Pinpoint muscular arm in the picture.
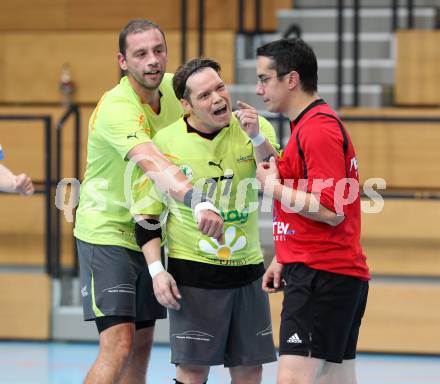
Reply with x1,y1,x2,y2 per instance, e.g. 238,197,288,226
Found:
128,142,224,242
272,181,344,226
128,142,191,202
137,214,181,310
257,158,344,227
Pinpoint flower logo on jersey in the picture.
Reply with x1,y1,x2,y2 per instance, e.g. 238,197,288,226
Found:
179,164,193,180
198,225,247,260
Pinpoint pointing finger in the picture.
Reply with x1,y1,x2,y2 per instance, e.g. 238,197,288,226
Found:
236,100,256,110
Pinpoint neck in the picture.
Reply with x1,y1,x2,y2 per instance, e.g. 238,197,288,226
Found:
127,76,161,113
186,115,222,135
286,92,320,121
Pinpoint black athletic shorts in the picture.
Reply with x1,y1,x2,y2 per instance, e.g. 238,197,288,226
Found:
76,239,166,322
279,262,368,363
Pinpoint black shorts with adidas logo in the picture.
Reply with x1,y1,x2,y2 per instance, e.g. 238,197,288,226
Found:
279,262,369,363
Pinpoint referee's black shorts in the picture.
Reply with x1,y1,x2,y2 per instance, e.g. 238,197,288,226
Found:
279,262,369,363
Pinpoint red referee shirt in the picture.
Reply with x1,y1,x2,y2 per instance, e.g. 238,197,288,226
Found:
274,99,370,281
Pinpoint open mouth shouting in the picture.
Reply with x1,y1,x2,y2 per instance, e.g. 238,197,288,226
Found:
213,104,228,117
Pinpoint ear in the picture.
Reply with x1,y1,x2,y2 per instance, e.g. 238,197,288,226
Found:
287,71,300,91
181,98,192,114
118,53,128,71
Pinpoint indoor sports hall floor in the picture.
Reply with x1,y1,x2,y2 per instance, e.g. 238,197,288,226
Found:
1,341,439,383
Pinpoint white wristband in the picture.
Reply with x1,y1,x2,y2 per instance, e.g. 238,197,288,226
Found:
194,201,220,223
251,132,265,147
148,260,165,279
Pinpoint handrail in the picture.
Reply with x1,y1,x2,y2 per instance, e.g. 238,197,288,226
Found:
392,0,399,31
408,0,415,29
237,0,270,34
353,0,360,107
0,114,55,275
198,0,205,57
336,0,417,109
181,0,188,63
55,103,81,278
180,0,206,62
336,0,344,109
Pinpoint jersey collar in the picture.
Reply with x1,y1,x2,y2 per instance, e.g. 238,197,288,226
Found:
292,98,326,127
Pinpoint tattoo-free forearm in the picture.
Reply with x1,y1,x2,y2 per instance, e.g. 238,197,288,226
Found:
272,182,344,226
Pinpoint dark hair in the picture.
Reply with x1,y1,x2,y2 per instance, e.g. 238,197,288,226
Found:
256,37,318,94
119,19,166,56
173,58,222,101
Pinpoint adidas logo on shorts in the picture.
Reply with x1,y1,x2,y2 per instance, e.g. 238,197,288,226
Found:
287,333,302,344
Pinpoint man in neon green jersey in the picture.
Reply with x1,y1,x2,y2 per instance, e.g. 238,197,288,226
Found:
135,58,279,384
74,20,223,384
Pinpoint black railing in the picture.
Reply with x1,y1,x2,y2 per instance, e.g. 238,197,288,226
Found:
180,0,271,64
55,104,81,278
336,0,345,109
390,0,415,31
238,0,264,34
0,114,55,274
180,0,188,63
0,104,81,278
336,0,418,109
198,0,205,57
180,0,207,61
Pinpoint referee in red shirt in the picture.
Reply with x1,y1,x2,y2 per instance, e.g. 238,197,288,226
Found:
255,38,370,384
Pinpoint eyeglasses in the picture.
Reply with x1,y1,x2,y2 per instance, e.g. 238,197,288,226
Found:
257,72,290,87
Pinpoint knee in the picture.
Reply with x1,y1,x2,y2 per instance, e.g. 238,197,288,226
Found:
114,335,135,360
231,365,262,384
244,365,262,383
177,365,209,384
248,365,263,383
100,324,135,361
277,371,299,384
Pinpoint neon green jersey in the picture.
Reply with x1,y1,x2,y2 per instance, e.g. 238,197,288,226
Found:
74,74,183,250
134,114,279,267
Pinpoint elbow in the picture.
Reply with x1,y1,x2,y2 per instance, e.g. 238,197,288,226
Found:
327,214,345,227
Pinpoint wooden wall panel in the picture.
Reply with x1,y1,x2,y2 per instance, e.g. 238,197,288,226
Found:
0,31,235,103
395,31,440,106
0,0,67,31
344,121,440,188
0,195,45,266
67,0,181,30
340,107,440,118
361,199,440,276
0,0,291,31
166,31,235,83
358,282,440,354
269,282,440,354
2,33,119,103
0,273,51,339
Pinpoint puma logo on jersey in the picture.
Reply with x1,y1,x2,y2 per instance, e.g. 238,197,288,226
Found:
208,160,223,172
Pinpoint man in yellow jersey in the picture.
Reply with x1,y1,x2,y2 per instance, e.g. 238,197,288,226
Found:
134,58,279,384
74,20,223,383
